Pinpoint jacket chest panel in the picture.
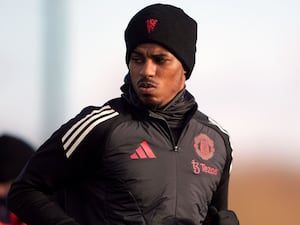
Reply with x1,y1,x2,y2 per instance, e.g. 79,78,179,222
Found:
96,120,227,207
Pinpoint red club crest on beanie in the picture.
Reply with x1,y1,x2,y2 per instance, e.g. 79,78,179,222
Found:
125,4,197,80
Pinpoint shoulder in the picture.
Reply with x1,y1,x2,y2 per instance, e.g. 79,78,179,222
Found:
193,110,232,152
193,110,234,175
64,102,121,135
59,98,131,157
74,97,129,125
64,97,132,135
194,110,228,134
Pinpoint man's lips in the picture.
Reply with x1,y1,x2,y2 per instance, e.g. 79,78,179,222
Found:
138,82,156,88
137,81,157,94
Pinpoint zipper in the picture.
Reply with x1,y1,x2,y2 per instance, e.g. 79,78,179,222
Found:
173,146,180,152
148,104,197,152
148,111,178,150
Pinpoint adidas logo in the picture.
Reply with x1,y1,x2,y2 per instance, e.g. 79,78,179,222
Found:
130,141,156,159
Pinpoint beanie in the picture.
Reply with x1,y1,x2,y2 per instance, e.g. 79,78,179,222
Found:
125,4,197,80
0,134,34,182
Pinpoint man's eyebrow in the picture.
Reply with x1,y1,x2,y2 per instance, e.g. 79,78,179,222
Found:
131,50,143,55
152,53,168,57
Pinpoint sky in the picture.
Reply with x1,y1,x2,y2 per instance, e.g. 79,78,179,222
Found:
1,0,300,169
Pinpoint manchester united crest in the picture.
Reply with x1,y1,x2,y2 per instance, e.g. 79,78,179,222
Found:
193,133,215,160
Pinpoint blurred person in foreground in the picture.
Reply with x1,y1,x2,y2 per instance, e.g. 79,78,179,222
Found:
0,134,34,225
8,4,239,225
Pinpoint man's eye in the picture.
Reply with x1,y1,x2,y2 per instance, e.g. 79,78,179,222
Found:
153,57,167,64
130,57,143,63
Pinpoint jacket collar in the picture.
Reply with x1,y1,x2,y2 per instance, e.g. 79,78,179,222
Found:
120,73,197,128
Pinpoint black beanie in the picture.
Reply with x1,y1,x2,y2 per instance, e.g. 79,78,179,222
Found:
0,134,34,182
125,4,197,80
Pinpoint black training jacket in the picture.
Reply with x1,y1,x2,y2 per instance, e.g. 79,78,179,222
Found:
8,96,233,225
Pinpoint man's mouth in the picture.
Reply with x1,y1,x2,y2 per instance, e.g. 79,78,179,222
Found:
139,82,156,88
137,81,157,94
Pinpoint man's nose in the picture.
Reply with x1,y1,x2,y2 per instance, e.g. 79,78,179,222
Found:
140,60,156,77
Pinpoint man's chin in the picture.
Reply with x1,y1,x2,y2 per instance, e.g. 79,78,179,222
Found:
140,97,162,110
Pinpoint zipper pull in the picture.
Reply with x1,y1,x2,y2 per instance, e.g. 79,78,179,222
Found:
173,146,180,152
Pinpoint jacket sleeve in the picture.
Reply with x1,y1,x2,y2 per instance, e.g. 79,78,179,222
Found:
7,106,101,225
210,133,233,210
210,164,230,210
203,135,235,225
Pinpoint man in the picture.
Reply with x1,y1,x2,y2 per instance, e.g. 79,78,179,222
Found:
8,4,239,225
0,134,34,225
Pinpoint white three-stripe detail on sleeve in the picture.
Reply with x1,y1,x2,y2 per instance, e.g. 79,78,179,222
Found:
62,105,119,158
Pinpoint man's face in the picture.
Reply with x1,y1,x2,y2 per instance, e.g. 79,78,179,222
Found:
128,43,186,108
